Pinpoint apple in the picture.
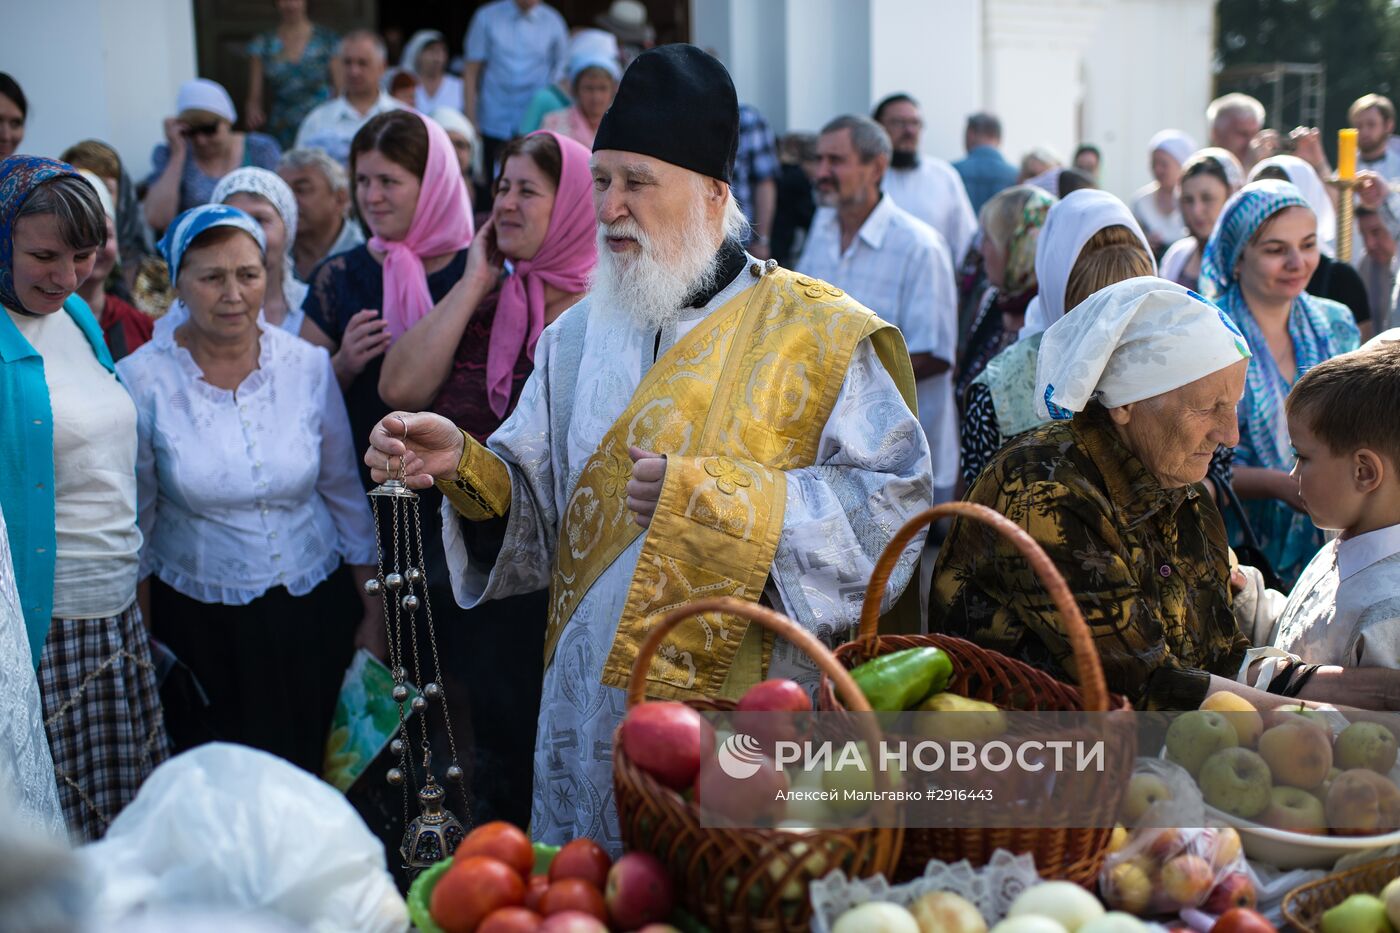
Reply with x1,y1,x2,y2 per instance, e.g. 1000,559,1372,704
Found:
1210,907,1277,933
1106,825,1129,854
1078,915,1150,933
833,901,920,933
695,749,788,826
1121,773,1172,825
1102,860,1152,915
604,852,674,929
621,701,705,791
1006,880,1104,930
1258,720,1333,790
1145,827,1186,862
1198,748,1272,819
1204,872,1258,914
1382,876,1400,929
537,911,610,933
1335,722,1399,774
738,678,811,713
1160,854,1215,908
909,890,987,933
1325,768,1400,835
1321,894,1391,933
1211,827,1243,869
1259,785,1328,835
1166,710,1238,777
1201,692,1264,747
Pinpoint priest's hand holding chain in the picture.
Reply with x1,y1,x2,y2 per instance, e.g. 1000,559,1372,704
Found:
365,411,465,489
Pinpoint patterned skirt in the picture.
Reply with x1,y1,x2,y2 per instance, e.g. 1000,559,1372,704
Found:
37,605,171,842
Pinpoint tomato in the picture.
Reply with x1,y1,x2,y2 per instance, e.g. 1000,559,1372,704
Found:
477,906,544,933
430,856,526,933
548,838,612,889
539,878,608,921
524,873,550,912
454,821,534,879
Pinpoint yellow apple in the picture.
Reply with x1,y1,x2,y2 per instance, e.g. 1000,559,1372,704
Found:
1201,692,1264,747
1121,773,1173,825
909,891,988,933
1258,720,1332,790
1103,860,1152,915
1160,854,1215,908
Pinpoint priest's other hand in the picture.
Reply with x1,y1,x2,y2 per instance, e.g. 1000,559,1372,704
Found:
627,446,667,528
365,411,465,489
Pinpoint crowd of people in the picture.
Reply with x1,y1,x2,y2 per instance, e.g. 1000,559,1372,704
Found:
6,0,1400,878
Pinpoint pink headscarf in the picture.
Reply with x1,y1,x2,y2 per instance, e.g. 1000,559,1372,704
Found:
485,130,598,417
369,111,474,342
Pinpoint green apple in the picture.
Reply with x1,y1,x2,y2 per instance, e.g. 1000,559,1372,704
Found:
1321,893,1393,933
1335,721,1399,774
1166,710,1238,777
1121,773,1172,825
1198,747,1272,819
1382,876,1400,929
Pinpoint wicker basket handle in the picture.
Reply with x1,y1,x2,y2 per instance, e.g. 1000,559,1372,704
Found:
861,502,1109,713
627,597,875,714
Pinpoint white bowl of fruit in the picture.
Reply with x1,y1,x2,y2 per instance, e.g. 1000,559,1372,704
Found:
1162,694,1400,869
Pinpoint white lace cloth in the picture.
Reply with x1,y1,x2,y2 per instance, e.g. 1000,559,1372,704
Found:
117,316,376,604
0,503,65,836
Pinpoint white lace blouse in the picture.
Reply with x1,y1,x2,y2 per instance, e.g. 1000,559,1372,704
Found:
117,312,377,605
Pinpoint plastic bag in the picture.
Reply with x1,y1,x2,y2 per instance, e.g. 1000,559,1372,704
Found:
78,743,408,933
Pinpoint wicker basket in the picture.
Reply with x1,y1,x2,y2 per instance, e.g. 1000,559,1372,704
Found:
817,501,1136,886
612,597,902,933
1282,854,1400,932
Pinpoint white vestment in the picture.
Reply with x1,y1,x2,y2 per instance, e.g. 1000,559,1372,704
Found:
442,264,933,852
882,157,978,268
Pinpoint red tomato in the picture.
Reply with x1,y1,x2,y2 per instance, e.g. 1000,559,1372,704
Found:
454,821,534,879
524,874,550,912
430,856,526,933
539,878,608,921
548,838,612,889
477,906,544,933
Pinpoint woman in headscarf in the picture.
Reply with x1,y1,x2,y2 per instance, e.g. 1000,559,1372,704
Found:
1131,130,1196,254
118,203,377,772
73,169,154,360
1159,148,1245,289
211,166,309,335
397,30,463,115
1249,155,1371,335
1202,179,1361,587
430,107,481,209
955,185,1054,407
539,53,622,149
960,189,1156,485
0,156,169,841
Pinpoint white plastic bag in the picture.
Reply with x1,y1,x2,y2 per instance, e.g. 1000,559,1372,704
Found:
78,743,407,933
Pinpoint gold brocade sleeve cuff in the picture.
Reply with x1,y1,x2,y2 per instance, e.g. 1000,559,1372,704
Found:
435,430,512,521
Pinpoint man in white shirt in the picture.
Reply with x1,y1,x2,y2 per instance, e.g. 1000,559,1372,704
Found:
1352,94,1400,183
873,94,977,268
798,114,960,501
294,31,402,166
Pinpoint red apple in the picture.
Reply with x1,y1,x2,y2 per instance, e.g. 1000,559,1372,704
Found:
694,749,788,826
1204,872,1258,914
606,852,675,929
538,911,610,933
549,838,612,889
737,679,812,713
621,702,705,791
1210,907,1277,933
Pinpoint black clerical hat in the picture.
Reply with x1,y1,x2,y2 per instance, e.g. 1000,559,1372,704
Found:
592,44,738,183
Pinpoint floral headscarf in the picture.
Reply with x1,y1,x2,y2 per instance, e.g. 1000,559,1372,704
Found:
0,156,81,312
996,186,1055,302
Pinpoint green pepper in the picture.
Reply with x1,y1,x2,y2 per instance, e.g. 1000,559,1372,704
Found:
848,647,953,711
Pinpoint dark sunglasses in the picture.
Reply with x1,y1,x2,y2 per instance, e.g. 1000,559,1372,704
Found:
183,122,221,138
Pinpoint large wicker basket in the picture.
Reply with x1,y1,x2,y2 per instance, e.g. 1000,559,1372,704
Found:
818,502,1136,886
612,597,902,932
1282,854,1400,932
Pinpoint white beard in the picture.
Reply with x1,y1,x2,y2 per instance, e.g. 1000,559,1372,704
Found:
588,199,725,333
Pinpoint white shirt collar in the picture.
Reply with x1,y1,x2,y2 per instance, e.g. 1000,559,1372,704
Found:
1337,523,1400,580
854,194,898,251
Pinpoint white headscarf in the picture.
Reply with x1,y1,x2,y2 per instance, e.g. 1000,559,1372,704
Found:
399,29,446,77
1149,129,1197,167
1248,154,1337,256
77,168,117,255
1019,189,1156,338
1035,276,1252,419
211,167,308,317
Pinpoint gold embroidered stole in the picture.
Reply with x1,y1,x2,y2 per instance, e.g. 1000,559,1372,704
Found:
542,268,916,700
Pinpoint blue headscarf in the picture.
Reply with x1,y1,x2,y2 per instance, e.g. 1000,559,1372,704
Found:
157,203,265,281
0,156,82,312
1200,179,1360,583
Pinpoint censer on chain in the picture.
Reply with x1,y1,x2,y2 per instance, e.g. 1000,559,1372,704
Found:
365,428,469,871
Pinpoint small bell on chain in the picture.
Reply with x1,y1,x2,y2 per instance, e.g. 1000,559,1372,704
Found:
401,780,465,869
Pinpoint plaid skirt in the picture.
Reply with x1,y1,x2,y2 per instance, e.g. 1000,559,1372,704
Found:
37,604,171,842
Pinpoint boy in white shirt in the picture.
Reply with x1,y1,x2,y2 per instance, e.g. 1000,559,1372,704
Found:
1247,344,1400,688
